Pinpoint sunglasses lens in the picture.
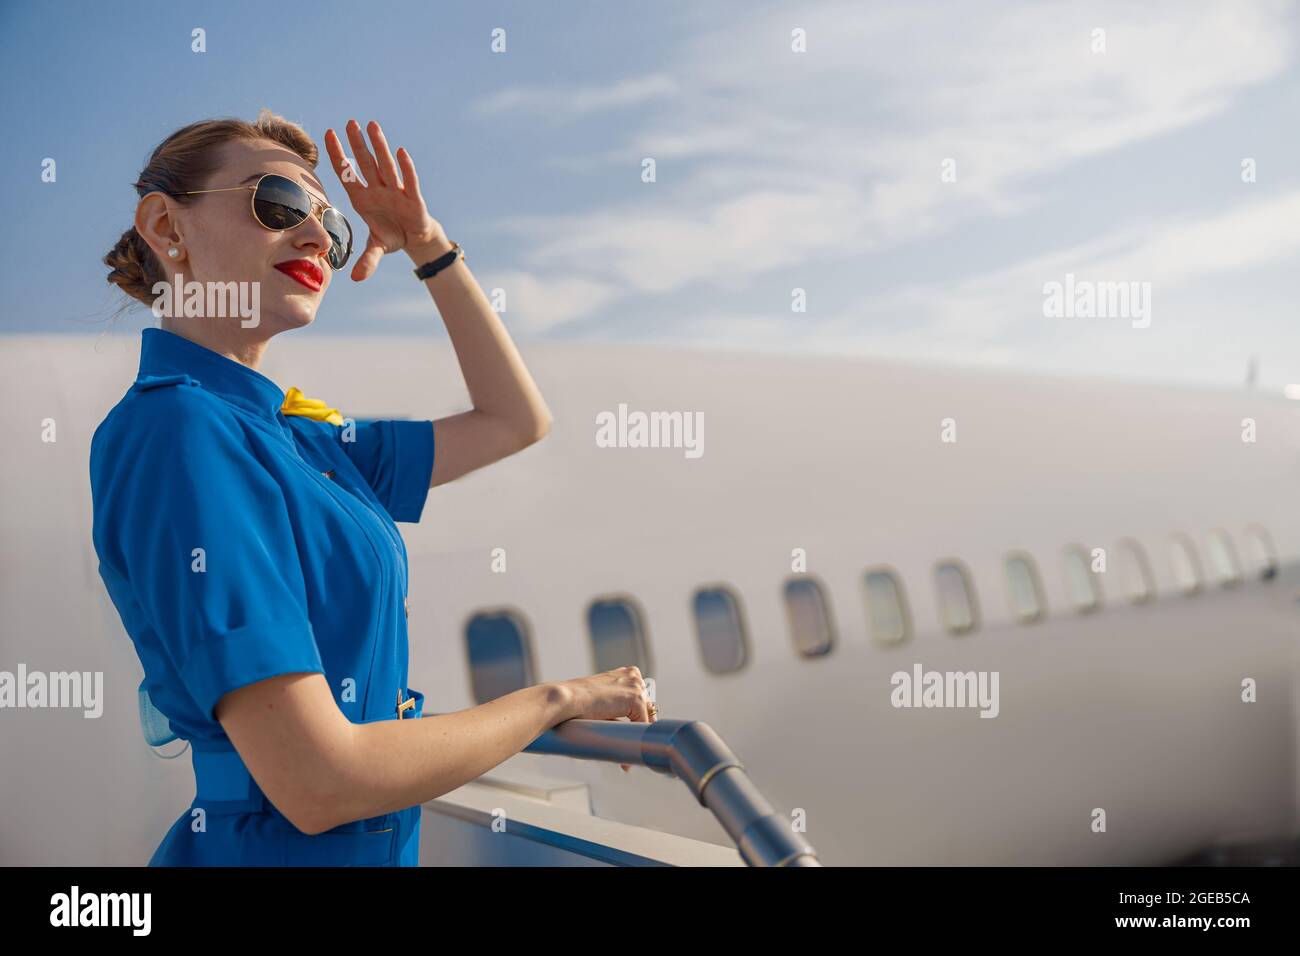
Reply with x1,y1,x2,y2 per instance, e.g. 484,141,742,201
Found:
323,208,353,271
252,174,311,230
253,174,352,270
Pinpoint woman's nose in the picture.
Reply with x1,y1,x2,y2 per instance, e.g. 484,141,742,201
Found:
294,209,334,257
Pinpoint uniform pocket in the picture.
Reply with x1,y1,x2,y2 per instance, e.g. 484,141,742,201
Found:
281,819,398,866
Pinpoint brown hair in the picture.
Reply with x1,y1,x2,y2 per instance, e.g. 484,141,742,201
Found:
103,108,318,312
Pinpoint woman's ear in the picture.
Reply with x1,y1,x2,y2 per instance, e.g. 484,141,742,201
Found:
135,192,184,263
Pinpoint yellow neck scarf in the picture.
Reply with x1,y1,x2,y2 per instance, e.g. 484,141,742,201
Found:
281,386,344,426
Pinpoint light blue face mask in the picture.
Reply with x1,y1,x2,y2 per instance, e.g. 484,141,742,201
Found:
138,679,189,757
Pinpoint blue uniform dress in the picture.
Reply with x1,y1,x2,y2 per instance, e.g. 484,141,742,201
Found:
89,327,436,866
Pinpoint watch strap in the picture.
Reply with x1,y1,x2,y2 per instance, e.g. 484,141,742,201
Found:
413,241,464,280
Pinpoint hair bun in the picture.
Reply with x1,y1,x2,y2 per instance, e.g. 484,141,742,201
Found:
103,226,157,307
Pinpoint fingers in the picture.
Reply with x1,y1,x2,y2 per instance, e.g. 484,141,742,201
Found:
343,119,381,188
365,120,402,190
323,128,362,199
628,680,650,724
621,666,649,772
396,146,421,202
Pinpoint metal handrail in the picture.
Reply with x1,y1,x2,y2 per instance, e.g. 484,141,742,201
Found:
524,718,821,867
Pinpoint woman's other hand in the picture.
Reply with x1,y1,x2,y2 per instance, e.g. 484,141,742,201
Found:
553,666,656,772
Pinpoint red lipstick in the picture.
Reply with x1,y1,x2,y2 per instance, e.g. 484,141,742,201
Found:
274,259,323,291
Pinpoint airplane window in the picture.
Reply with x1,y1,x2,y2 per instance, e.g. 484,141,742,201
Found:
588,597,652,674
692,586,749,674
1168,534,1204,595
933,561,978,634
1242,524,1278,581
1205,530,1243,588
1004,552,1045,623
1115,539,1155,603
782,576,835,657
863,569,911,644
1062,545,1102,613
465,609,535,704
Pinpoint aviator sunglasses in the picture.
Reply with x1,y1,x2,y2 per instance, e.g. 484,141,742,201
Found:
168,173,354,271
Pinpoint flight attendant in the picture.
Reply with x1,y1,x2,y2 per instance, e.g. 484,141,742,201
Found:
93,110,655,866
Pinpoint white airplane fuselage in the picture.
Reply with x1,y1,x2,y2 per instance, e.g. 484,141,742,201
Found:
6,332,1297,866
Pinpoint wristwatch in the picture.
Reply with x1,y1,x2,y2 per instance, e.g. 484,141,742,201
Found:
413,241,464,280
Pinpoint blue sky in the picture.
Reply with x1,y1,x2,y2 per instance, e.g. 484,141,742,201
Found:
3,0,1299,389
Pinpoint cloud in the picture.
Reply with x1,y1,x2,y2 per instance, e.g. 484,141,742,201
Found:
494,182,877,295
472,73,679,118
850,189,1300,344
482,270,624,333
361,271,623,335
477,0,1295,307
594,188,1300,388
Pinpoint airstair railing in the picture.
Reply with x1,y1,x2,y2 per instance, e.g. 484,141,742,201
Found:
524,717,821,867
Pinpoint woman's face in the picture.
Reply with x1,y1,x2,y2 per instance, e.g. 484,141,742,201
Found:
139,137,337,337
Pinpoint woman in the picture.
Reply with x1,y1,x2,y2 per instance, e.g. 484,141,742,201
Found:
92,109,654,866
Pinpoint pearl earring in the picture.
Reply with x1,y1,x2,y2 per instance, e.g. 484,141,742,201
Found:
167,247,180,259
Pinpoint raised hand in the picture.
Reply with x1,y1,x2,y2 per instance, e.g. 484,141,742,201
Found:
324,119,445,282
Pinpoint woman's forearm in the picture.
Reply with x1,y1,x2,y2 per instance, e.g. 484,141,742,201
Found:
406,234,552,443
317,681,574,832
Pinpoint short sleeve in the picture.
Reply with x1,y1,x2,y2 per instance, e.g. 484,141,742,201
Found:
92,397,325,723
335,418,434,523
